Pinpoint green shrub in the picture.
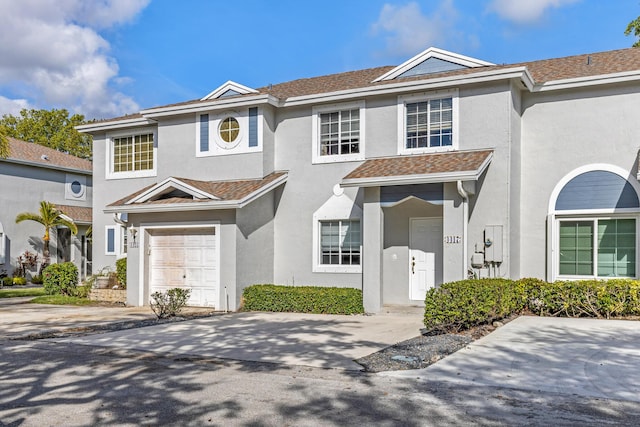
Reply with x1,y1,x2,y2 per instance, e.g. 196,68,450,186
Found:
30,274,43,285
150,288,192,319
241,285,364,314
2,276,14,287
529,279,640,319
12,277,27,286
116,258,127,288
42,262,79,296
424,279,526,332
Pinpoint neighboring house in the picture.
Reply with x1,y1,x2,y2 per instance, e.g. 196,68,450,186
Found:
0,137,93,279
78,47,640,312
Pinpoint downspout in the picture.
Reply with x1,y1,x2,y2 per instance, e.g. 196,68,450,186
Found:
457,180,469,279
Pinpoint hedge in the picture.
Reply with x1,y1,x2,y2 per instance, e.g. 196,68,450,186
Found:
241,285,364,315
423,278,527,332
424,277,640,332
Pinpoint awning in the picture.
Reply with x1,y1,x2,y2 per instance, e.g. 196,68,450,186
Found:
341,149,493,188
104,171,288,213
55,205,92,225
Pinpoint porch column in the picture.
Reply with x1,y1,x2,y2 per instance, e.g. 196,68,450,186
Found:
363,187,383,312
443,182,466,283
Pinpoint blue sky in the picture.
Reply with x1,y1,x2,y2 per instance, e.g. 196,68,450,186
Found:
0,0,638,119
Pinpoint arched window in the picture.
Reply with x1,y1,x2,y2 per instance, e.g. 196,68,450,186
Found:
549,166,640,280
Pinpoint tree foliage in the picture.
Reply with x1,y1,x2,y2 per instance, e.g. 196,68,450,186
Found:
0,127,8,158
625,16,640,47
15,201,78,266
0,108,92,159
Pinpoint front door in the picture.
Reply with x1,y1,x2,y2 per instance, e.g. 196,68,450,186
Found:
409,218,443,300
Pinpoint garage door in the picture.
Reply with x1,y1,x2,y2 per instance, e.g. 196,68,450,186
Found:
149,228,218,307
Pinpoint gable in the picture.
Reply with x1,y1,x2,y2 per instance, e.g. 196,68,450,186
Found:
396,57,468,78
373,47,493,82
201,80,259,101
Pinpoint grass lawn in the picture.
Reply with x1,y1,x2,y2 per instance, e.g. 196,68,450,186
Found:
0,287,47,298
30,295,95,305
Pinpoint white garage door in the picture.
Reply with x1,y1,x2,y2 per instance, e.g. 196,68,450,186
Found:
149,228,218,307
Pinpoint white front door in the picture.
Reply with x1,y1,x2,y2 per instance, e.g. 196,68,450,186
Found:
409,218,443,301
149,228,218,307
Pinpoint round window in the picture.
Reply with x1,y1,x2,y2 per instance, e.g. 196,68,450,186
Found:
219,117,240,143
71,180,83,195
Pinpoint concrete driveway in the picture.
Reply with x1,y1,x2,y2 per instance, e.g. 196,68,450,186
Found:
53,311,424,370
384,316,640,403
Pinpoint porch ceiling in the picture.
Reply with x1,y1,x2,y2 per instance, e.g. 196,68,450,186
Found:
104,171,288,213
341,149,493,187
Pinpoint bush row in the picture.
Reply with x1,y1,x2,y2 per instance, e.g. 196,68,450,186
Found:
424,277,640,332
241,285,364,315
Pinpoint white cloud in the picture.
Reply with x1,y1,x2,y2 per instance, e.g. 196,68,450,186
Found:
487,0,580,24
0,0,149,119
371,1,460,57
0,96,31,116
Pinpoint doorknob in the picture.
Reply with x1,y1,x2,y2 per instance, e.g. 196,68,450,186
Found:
411,256,416,274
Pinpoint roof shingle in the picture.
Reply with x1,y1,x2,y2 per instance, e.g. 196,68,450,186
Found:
4,137,91,172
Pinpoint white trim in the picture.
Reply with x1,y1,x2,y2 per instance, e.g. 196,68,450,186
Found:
105,173,288,213
374,47,494,82
65,174,87,201
547,164,640,215
535,70,640,92
105,225,119,256
76,117,156,133
138,222,221,307
311,101,365,164
126,177,219,205
201,81,258,100
0,157,91,175
105,128,157,180
397,89,459,155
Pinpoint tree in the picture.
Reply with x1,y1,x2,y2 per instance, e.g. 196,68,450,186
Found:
15,201,78,267
625,16,640,47
0,108,93,159
0,126,8,158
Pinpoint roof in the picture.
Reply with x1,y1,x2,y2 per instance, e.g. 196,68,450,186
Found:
341,149,493,187
84,47,640,127
3,137,92,173
55,204,92,224
105,172,288,213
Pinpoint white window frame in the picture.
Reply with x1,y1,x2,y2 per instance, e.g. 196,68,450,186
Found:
105,128,157,180
554,215,639,280
312,187,363,273
105,225,127,257
312,101,365,164
196,108,262,157
397,89,458,155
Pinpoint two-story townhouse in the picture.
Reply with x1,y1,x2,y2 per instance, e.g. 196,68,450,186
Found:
0,137,93,279
78,47,640,312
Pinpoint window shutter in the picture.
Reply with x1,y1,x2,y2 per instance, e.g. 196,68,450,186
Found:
200,114,209,152
249,107,258,147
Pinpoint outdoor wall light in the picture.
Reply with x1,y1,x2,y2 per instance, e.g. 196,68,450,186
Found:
129,225,138,243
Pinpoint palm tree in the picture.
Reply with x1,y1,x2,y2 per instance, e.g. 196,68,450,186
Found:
15,201,78,266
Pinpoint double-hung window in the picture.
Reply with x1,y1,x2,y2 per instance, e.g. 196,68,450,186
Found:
319,220,361,266
558,218,636,277
108,130,156,179
398,91,457,154
312,101,364,163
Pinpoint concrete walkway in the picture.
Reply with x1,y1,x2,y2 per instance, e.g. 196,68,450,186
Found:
54,311,425,370
383,316,640,402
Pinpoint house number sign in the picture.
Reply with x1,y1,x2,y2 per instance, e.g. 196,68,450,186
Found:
444,235,461,244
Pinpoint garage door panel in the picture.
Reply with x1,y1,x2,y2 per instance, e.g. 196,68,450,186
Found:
149,228,218,308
